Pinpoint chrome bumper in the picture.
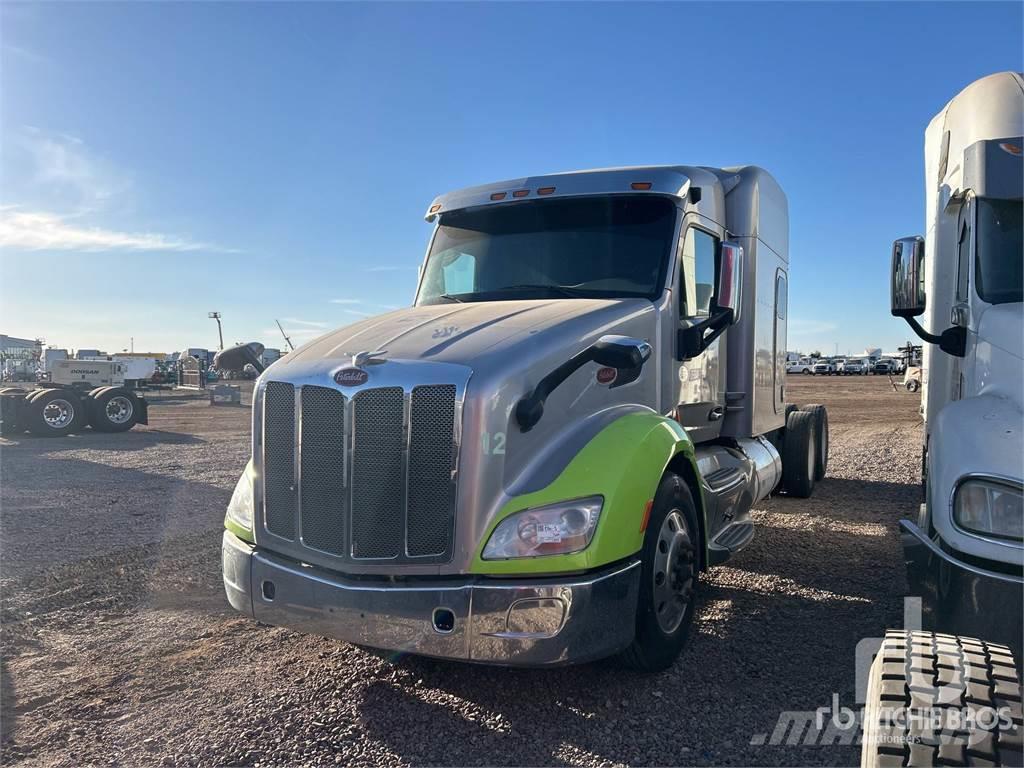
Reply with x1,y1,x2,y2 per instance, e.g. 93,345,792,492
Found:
900,519,1023,660
222,531,640,666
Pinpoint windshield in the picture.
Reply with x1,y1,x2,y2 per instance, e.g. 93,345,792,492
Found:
416,195,677,304
975,198,1023,305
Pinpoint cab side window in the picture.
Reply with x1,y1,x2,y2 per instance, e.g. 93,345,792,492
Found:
956,217,970,302
680,227,718,318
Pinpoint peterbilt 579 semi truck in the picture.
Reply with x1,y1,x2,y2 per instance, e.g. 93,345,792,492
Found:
222,165,829,670
860,73,1023,768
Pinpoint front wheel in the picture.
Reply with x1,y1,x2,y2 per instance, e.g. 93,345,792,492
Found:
621,473,700,672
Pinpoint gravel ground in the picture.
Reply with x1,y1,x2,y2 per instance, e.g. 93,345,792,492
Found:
1,376,922,767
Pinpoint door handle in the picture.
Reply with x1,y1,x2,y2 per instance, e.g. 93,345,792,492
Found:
708,406,724,422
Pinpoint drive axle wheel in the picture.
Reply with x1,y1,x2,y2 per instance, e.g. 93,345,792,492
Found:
28,389,86,437
799,404,829,481
621,472,700,672
90,387,139,432
782,409,817,498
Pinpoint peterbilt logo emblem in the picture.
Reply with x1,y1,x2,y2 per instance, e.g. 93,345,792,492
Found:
333,367,369,387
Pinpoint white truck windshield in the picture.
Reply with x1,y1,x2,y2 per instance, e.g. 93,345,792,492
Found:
416,196,677,304
976,198,1023,305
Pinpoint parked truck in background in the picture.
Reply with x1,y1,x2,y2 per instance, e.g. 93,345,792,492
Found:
861,72,1023,768
222,164,830,671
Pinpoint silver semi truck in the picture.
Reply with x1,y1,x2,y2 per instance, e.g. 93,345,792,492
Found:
861,73,1023,768
222,165,829,670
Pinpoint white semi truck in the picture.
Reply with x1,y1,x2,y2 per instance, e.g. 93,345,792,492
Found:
222,164,830,671
861,72,1023,768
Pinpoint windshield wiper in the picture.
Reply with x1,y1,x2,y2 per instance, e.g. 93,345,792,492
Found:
491,283,592,298
437,293,466,303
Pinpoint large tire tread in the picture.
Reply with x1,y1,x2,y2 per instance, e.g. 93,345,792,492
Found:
862,630,1023,767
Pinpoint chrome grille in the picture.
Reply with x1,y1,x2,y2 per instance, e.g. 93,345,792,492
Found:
299,386,346,555
259,378,459,565
263,382,297,539
350,387,405,559
407,385,457,557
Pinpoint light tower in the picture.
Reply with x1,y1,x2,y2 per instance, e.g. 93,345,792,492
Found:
208,312,224,350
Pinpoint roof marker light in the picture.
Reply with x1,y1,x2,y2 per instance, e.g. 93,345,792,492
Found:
512,189,530,198
537,186,555,195
429,204,442,213
631,182,652,191
490,192,507,201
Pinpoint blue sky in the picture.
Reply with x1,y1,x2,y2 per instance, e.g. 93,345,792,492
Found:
1,1,1020,355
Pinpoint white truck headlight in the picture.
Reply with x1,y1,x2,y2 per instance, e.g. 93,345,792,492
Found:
954,478,1023,541
226,463,255,532
482,497,602,560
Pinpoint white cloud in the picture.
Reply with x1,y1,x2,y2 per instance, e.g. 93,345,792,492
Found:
330,298,363,305
0,208,233,253
280,318,329,328
1,128,237,255
20,128,130,210
344,308,374,317
364,265,415,273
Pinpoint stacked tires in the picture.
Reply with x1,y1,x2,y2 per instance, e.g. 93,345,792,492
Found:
0,385,142,437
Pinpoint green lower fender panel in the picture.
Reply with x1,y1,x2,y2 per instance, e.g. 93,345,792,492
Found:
471,411,701,575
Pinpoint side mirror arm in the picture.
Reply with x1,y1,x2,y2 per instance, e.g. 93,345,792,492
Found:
676,307,734,362
516,348,600,433
902,317,965,357
515,338,651,432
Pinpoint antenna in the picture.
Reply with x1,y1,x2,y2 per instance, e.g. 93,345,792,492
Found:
275,319,295,351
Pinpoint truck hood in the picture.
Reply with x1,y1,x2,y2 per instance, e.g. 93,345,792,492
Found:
974,302,1023,404
276,298,654,369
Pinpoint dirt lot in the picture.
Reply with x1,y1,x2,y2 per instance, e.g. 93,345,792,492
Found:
2,376,922,767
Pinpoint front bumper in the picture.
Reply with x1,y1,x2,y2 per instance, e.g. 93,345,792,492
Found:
222,531,640,666
901,519,1023,660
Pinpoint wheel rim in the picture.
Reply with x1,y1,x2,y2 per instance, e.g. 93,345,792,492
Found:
819,419,828,470
652,510,695,634
42,398,75,429
807,432,816,480
105,396,134,424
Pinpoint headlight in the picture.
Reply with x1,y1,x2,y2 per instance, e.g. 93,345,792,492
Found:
482,497,602,560
226,466,255,532
954,478,1023,541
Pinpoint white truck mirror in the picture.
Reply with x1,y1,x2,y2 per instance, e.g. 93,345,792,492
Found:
891,236,926,318
717,242,743,325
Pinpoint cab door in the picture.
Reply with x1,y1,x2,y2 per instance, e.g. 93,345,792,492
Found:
675,221,726,443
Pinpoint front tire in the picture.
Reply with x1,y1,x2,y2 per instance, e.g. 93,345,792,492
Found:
621,473,700,672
